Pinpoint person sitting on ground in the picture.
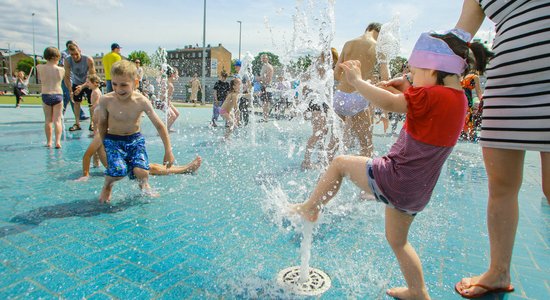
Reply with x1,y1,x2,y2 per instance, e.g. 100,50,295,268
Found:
36,47,64,148
95,60,175,203
220,78,241,140
291,29,491,300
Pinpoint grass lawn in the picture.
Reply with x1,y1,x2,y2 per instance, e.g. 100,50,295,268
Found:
0,95,212,108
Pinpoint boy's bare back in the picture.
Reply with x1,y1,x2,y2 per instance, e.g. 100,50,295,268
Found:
99,91,157,136
37,63,64,94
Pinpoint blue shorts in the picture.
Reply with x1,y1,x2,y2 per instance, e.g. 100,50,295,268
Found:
104,133,150,179
41,94,63,106
366,159,417,216
333,90,370,116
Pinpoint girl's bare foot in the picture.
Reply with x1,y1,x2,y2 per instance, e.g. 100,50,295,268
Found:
185,156,202,173
55,143,62,149
45,143,52,148
386,287,430,300
290,203,320,222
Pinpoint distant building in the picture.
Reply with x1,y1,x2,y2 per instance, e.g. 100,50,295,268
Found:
167,43,231,78
93,54,105,80
0,49,32,80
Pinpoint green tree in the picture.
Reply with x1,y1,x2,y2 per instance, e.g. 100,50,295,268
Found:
128,50,151,66
16,58,35,75
389,56,408,78
287,55,313,75
251,52,281,75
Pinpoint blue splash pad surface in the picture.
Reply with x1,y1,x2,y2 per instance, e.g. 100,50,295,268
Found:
0,105,547,299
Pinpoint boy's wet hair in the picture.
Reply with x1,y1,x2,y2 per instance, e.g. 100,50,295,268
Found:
366,22,382,33
43,47,60,60
430,32,494,85
88,74,101,84
111,60,138,80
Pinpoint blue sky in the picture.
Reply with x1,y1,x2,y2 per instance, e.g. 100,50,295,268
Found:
1,0,495,60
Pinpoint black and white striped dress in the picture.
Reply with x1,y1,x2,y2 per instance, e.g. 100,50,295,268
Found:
477,0,550,151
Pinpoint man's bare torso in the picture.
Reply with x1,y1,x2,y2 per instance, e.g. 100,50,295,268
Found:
336,35,377,93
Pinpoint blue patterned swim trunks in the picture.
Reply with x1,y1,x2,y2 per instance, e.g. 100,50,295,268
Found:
104,132,150,179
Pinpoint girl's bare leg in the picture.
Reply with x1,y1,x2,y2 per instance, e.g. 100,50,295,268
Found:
167,104,180,131
385,207,430,300
302,111,327,169
293,155,372,222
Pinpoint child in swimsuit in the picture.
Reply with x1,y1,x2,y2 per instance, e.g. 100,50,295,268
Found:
36,47,65,149
96,60,175,203
220,78,241,140
292,29,492,299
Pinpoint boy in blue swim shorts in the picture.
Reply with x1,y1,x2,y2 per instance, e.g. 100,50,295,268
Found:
96,60,175,203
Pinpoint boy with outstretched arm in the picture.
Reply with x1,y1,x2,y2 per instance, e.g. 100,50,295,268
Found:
96,60,174,203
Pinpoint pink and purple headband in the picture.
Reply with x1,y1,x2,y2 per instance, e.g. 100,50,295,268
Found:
408,28,472,74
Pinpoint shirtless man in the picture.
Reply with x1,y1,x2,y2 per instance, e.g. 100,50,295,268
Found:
331,23,389,158
259,54,274,122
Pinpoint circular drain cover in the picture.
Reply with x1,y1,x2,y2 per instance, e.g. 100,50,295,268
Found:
277,266,331,296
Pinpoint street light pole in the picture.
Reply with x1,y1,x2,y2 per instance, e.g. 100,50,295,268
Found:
7,43,12,81
56,0,60,50
237,21,242,60
201,0,206,105
32,12,37,83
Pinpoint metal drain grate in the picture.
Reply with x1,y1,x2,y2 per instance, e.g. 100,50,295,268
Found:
277,266,331,296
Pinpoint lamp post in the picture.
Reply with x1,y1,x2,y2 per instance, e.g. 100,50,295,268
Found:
32,12,37,83
201,0,206,105
56,0,60,50
237,20,242,60
7,43,12,82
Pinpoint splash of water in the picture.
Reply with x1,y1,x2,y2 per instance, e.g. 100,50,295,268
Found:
239,52,258,145
298,220,314,283
149,47,170,124
376,15,401,63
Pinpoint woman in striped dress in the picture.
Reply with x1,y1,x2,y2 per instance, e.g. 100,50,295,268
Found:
454,0,550,298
